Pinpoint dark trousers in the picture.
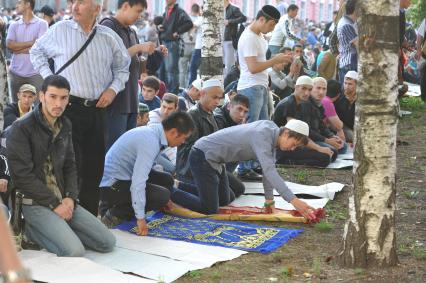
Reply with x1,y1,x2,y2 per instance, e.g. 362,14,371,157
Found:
99,169,172,221
64,102,107,215
276,147,332,168
106,110,137,150
420,59,426,102
187,148,232,214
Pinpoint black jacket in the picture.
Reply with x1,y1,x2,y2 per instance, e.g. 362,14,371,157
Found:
224,4,247,41
160,4,193,42
176,103,218,180
214,104,238,130
3,102,20,130
6,104,78,209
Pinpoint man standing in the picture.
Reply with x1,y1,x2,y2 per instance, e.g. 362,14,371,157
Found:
40,5,56,27
7,75,115,257
223,0,246,75
268,4,304,56
336,0,358,84
99,112,195,236
159,0,193,94
237,5,292,179
100,0,157,149
6,0,47,102
30,0,131,215
415,18,426,102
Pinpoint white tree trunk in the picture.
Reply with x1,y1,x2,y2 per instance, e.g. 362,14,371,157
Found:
200,0,223,81
0,49,8,131
338,0,399,267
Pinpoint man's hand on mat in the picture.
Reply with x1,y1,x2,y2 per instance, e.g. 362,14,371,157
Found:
290,198,316,221
54,203,73,221
137,218,149,236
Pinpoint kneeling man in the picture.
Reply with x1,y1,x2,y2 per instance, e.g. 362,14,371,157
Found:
99,112,195,236
186,119,317,220
7,75,116,257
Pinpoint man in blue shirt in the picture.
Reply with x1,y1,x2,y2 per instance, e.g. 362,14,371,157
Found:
139,76,161,110
99,111,194,236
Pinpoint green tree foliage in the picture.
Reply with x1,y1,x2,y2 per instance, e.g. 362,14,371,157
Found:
407,0,426,27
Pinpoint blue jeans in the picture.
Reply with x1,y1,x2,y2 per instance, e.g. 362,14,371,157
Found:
22,204,116,257
268,45,281,57
155,153,176,175
237,85,269,174
163,40,180,94
338,54,357,85
315,141,343,162
106,110,137,150
188,49,201,87
182,148,232,214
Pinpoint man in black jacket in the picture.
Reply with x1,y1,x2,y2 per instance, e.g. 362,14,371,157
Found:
3,84,36,130
224,0,246,75
160,0,193,94
7,75,115,257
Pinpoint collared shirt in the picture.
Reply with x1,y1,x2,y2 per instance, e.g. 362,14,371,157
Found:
30,19,130,100
337,15,358,68
100,123,168,219
194,120,296,202
7,16,48,77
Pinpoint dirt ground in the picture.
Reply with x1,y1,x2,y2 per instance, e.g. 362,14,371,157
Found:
176,96,426,283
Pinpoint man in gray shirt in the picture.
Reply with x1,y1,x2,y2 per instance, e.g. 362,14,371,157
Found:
185,119,317,220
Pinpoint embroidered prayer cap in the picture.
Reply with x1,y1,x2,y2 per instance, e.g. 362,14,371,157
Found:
138,103,149,114
202,79,223,91
191,79,203,91
285,119,309,137
19,84,37,95
345,70,358,81
295,75,313,87
260,5,281,22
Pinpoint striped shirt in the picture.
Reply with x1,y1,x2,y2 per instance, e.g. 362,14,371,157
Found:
30,19,130,100
337,15,358,68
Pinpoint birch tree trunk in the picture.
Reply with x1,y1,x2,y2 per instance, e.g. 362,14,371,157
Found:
338,0,399,267
0,49,8,131
199,0,223,81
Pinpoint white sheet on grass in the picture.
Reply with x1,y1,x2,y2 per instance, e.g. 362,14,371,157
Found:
19,250,154,283
230,195,329,210
243,181,345,200
406,82,421,97
326,158,354,169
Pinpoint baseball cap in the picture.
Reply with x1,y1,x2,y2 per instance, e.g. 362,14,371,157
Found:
191,79,203,91
295,75,313,87
285,119,309,136
345,71,358,81
19,84,36,95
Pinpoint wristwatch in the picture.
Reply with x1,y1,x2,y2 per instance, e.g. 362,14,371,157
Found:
1,268,32,283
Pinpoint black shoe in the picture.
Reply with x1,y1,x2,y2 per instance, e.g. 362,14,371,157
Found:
101,210,124,229
252,167,263,175
238,170,263,181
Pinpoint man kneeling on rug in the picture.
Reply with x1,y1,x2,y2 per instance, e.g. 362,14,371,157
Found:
99,112,195,236
7,75,116,257
180,119,318,220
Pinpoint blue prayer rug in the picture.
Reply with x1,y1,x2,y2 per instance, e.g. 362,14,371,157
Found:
114,212,303,253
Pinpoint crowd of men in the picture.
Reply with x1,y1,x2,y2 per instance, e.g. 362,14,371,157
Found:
0,0,424,270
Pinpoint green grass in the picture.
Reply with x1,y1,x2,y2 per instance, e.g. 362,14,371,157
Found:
402,190,420,199
314,221,334,232
188,270,202,278
400,97,426,112
294,169,309,184
312,257,321,276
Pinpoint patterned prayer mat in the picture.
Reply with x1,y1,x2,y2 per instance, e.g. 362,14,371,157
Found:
115,212,303,253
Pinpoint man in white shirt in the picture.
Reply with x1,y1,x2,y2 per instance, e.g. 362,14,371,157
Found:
268,4,304,57
236,5,292,180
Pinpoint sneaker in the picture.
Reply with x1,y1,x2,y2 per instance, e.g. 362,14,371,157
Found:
238,170,263,181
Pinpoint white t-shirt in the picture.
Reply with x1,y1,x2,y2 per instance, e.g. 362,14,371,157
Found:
237,27,269,90
417,19,426,37
193,16,203,49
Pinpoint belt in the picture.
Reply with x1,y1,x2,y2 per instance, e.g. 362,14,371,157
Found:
69,95,98,107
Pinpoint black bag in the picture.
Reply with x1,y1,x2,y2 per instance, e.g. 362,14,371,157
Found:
232,23,245,50
49,27,97,75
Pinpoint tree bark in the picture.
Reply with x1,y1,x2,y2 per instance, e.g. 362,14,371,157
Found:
199,0,223,81
0,49,8,131
338,0,399,267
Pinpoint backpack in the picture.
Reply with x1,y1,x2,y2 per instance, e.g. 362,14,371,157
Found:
232,23,245,50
